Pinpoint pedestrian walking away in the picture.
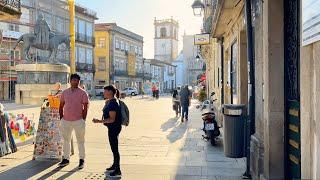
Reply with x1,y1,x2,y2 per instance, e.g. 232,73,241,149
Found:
179,85,192,122
172,89,181,117
58,73,89,169
93,85,122,178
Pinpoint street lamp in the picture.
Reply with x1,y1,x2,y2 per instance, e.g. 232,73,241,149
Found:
191,0,205,17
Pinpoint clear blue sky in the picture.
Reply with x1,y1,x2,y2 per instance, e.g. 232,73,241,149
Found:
76,0,202,58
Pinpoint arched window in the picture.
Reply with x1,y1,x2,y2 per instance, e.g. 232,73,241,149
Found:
160,27,166,38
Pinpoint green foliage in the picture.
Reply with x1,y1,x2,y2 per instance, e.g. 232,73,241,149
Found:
198,89,207,102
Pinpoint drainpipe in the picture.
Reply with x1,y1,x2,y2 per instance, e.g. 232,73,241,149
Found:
244,0,255,179
218,37,224,105
68,0,75,74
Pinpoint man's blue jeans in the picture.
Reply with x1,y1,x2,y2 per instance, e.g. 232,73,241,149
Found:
181,105,189,120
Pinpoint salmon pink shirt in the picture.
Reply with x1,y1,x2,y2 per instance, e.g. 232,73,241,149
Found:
60,87,89,121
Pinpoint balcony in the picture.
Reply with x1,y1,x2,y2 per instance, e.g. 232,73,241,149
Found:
136,72,144,78
76,32,95,46
143,73,152,80
76,62,94,72
0,0,21,19
114,70,128,76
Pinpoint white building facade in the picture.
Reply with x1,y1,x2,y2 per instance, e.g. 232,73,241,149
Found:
154,18,179,63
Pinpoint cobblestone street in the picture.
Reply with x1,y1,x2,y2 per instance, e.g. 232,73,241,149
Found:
0,97,245,180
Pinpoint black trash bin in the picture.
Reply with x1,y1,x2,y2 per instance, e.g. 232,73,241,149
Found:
222,104,246,158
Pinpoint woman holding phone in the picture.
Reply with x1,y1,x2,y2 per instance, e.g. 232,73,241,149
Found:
92,85,122,178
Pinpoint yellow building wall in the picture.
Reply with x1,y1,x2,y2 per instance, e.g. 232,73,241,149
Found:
94,30,110,85
127,52,136,76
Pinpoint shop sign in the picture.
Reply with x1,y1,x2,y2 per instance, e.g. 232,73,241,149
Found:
194,34,210,45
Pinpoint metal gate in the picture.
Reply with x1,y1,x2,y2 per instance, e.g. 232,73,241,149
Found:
284,0,301,179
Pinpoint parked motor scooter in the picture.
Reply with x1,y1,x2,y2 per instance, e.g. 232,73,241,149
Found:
199,92,220,145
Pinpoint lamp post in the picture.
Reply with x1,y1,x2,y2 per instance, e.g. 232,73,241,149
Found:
191,0,205,17
196,54,200,62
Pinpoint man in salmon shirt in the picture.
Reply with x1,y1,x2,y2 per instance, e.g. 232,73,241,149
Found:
59,73,89,169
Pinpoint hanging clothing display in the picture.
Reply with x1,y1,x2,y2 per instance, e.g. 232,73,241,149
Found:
0,112,17,157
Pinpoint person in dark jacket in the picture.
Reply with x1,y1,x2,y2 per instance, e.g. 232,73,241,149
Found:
179,85,192,122
93,85,122,178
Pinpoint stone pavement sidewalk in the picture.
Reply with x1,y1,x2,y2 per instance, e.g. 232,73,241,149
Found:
0,98,246,180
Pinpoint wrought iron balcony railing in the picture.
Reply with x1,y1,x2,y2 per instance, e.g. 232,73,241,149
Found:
76,32,95,46
76,62,94,72
0,0,21,18
143,73,152,80
114,70,128,76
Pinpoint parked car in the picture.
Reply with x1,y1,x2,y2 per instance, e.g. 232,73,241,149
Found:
94,85,105,96
122,87,139,96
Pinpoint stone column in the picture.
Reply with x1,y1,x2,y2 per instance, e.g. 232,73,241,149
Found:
300,42,313,179
261,0,285,179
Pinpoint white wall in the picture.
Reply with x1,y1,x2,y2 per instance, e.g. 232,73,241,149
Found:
301,41,320,180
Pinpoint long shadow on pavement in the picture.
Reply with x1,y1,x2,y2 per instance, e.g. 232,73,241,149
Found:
161,117,179,132
161,116,188,143
0,160,58,180
37,166,74,180
56,167,79,180
166,123,188,143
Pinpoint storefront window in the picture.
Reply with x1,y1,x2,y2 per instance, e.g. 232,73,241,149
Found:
25,72,48,84
17,72,25,84
49,72,68,84
231,42,238,104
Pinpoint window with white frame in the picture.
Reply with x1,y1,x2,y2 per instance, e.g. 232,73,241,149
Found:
75,46,79,62
125,43,129,51
78,19,86,35
98,57,106,71
78,47,86,63
138,47,142,56
86,48,93,64
135,46,138,54
98,38,106,48
86,22,93,43
120,41,124,50
56,17,64,33
115,39,120,49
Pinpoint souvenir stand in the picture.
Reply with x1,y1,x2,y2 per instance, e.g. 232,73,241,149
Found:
33,94,63,160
